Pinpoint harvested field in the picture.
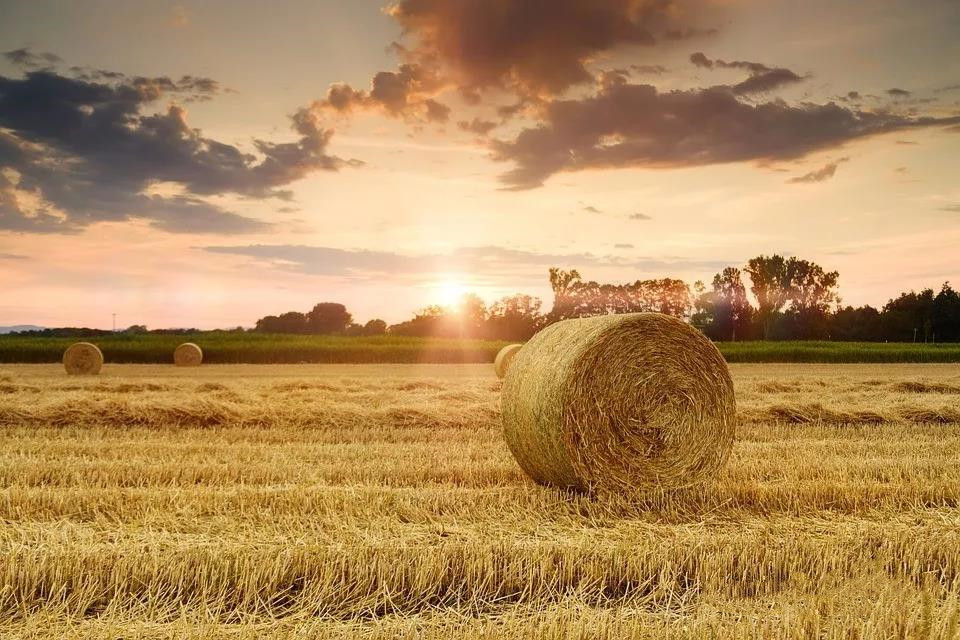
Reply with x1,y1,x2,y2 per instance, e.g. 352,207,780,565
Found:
1,362,960,638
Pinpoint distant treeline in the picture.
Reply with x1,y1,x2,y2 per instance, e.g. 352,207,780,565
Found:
10,254,960,342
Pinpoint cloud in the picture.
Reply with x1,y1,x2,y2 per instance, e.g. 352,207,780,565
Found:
629,212,652,220
315,63,448,123
491,81,960,189
0,251,27,260
386,0,717,97
583,205,603,213
631,64,668,75
887,88,911,97
457,118,498,136
689,52,805,95
614,243,634,249
941,204,960,213
787,158,848,184
0,68,351,233
203,244,730,280
3,48,62,69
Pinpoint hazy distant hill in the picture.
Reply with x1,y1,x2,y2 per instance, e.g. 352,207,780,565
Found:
0,325,45,334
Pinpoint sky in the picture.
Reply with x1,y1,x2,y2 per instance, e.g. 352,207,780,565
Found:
0,0,958,329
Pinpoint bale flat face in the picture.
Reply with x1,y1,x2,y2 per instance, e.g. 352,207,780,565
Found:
174,343,203,367
62,342,103,375
501,313,736,492
494,344,523,379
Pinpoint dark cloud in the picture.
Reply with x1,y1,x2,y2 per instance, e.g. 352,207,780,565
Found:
0,252,28,260
388,0,681,97
689,52,805,95
457,118,498,136
0,69,350,234
629,212,652,220
583,205,603,213
887,88,911,97
203,243,730,280
3,48,62,69
941,204,960,213
787,158,848,184
492,81,960,189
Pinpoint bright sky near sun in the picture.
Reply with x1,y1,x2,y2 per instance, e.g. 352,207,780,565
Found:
0,0,958,328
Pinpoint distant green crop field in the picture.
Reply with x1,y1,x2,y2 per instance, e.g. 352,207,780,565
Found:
717,341,960,363
0,333,509,365
0,333,958,364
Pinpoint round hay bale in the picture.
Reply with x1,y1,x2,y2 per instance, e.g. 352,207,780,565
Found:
494,343,523,379
174,342,203,367
501,313,735,492
62,342,103,375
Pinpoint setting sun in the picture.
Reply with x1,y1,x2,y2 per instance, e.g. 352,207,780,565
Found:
433,279,469,308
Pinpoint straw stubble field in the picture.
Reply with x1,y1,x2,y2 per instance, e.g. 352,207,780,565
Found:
1,362,960,638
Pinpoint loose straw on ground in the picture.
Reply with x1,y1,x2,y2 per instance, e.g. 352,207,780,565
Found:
62,342,103,375
500,313,736,492
494,344,523,379
174,343,203,367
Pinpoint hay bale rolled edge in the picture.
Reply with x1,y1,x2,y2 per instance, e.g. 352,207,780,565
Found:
62,342,104,375
494,343,523,379
174,342,203,367
501,312,736,492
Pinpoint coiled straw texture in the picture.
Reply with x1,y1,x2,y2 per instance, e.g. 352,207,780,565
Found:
501,313,735,492
494,344,523,379
174,343,203,367
62,342,104,375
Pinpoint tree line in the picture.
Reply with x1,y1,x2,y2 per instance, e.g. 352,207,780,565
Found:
12,254,958,342
248,253,960,343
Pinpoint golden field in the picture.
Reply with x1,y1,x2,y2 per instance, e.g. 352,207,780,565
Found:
1,362,960,638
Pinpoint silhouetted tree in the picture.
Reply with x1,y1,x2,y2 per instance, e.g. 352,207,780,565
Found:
306,302,352,334
363,319,388,335
830,306,882,341
933,283,960,342
487,294,543,340
703,267,753,341
255,311,308,333
882,288,936,342
744,255,792,339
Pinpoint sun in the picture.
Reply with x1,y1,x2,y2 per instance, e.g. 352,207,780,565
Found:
434,279,468,307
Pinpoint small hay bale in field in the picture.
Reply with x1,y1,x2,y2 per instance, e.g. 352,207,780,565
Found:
174,342,203,367
494,343,523,379
62,342,103,375
501,313,735,492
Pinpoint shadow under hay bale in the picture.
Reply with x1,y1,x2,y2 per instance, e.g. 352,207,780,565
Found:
501,313,736,492
494,344,523,379
62,342,103,376
174,343,203,367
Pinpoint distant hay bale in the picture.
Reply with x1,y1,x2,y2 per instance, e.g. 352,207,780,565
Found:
501,313,736,492
494,344,523,379
174,343,203,367
62,342,103,375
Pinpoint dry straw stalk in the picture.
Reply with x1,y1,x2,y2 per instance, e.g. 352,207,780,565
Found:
174,343,203,367
494,344,523,379
62,342,104,375
501,313,736,492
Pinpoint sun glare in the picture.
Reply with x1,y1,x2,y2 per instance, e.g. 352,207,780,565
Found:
434,279,468,307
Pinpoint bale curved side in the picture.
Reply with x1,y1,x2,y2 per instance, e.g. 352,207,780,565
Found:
62,342,104,375
494,344,523,379
501,313,735,492
174,343,203,367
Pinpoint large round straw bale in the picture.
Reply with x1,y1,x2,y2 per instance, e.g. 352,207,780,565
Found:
501,313,735,492
174,342,203,367
62,342,103,375
494,343,523,379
